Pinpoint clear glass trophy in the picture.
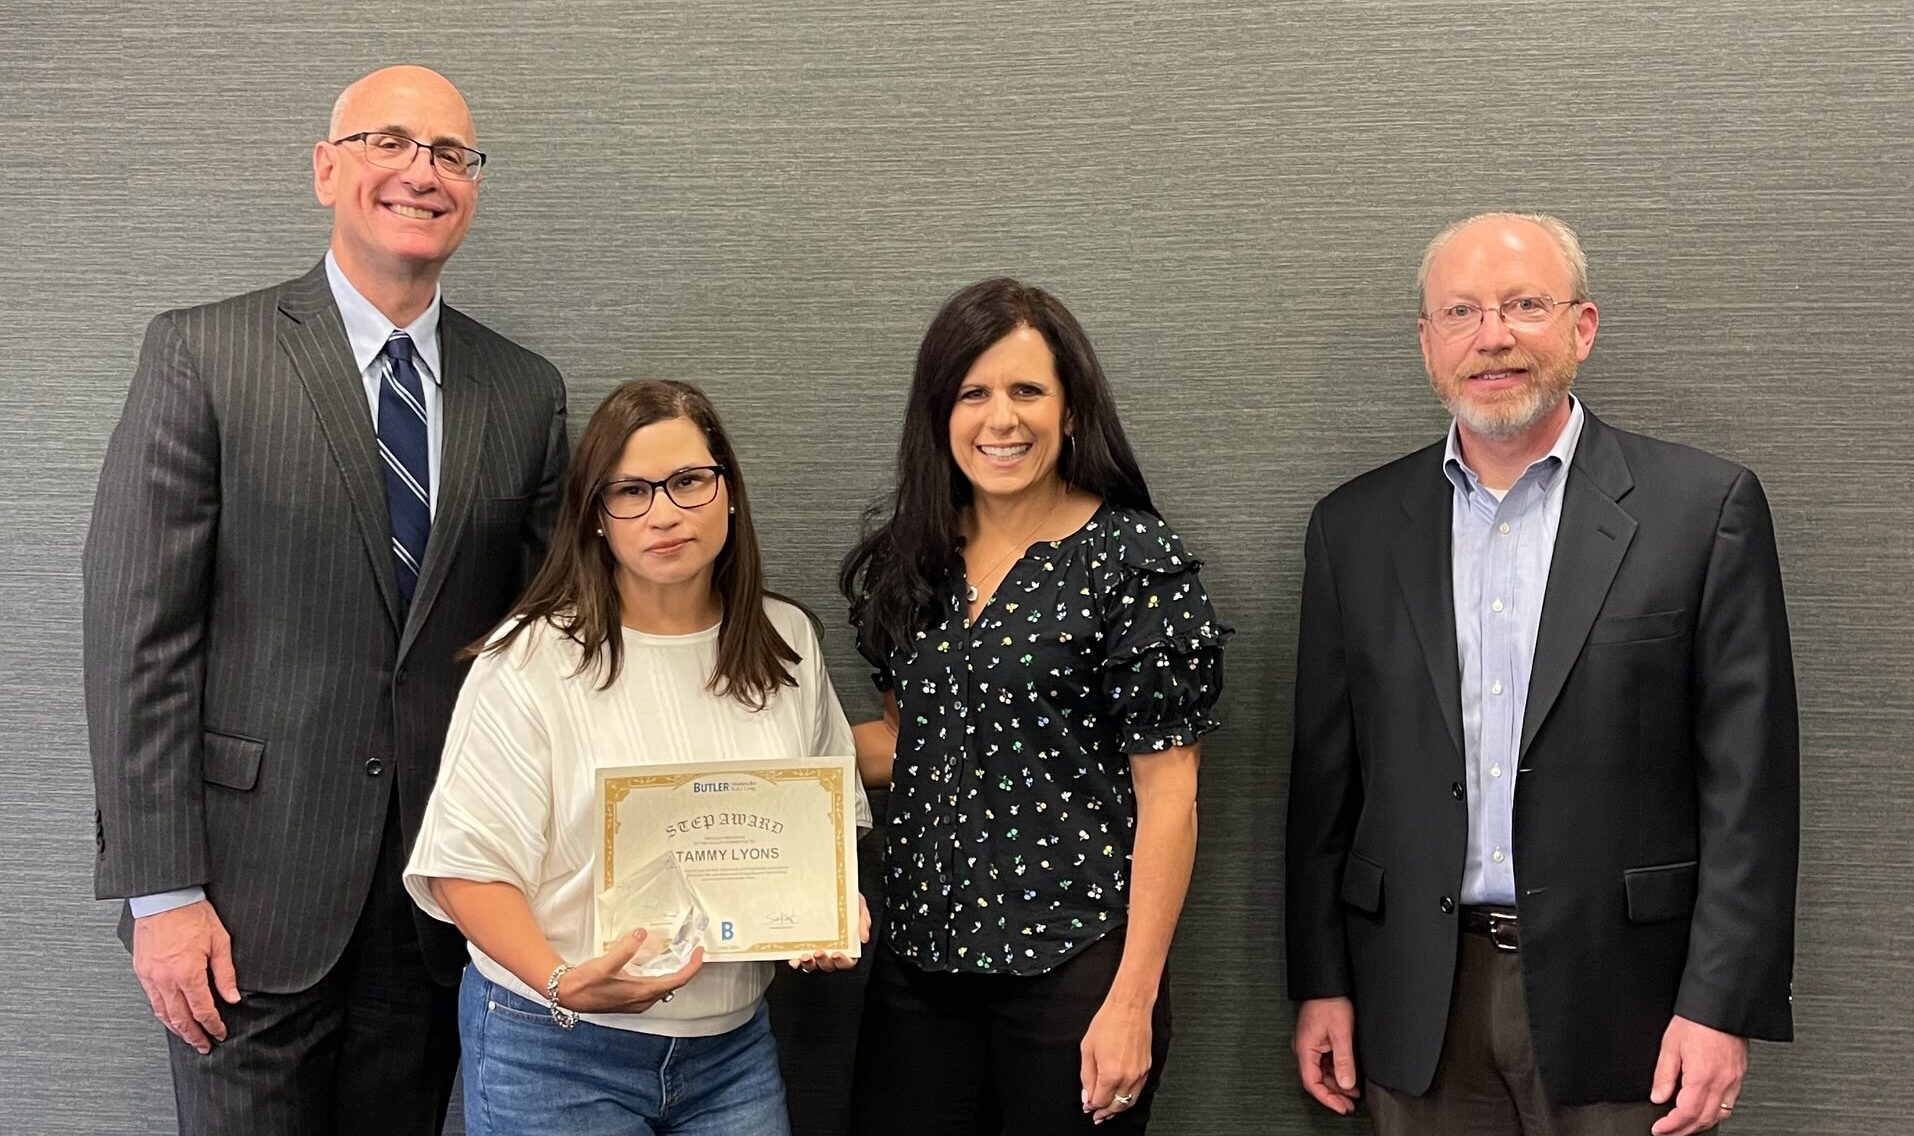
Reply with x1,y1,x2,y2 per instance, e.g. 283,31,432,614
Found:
596,849,711,978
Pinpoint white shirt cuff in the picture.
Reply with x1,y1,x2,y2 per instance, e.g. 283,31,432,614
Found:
128,887,207,918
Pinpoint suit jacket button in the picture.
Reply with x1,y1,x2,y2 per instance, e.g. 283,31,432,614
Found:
1440,896,1456,914
365,758,385,777
394,666,409,685
1451,782,1465,800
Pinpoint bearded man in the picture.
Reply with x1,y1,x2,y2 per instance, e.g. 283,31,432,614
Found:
1283,212,1799,1136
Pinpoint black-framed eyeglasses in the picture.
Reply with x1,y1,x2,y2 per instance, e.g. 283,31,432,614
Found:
330,131,487,182
596,465,727,520
1420,294,1586,339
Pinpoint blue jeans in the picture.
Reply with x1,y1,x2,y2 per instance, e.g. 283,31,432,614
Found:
459,968,791,1136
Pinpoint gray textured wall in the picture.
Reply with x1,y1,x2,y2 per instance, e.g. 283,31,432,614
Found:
3,2,1910,1133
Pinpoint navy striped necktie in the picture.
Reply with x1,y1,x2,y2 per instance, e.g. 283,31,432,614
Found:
377,332,431,610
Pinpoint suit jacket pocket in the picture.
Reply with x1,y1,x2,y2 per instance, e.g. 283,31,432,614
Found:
1623,859,1698,923
203,730,265,791
1587,608,1687,644
1340,850,1384,915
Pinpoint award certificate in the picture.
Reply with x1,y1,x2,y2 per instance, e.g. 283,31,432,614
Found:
595,755,859,963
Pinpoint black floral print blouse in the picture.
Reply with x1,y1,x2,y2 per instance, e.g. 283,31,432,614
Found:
858,504,1231,976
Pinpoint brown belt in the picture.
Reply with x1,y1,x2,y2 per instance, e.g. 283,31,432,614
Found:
1462,906,1520,952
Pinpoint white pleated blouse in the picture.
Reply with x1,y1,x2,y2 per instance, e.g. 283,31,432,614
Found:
405,599,870,1037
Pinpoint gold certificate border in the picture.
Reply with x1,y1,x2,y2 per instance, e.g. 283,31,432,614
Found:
602,764,850,955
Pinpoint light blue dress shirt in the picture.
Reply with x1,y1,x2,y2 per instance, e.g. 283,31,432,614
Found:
328,251,446,514
1446,397,1584,907
129,256,446,919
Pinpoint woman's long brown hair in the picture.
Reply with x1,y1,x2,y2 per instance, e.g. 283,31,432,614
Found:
472,379,799,709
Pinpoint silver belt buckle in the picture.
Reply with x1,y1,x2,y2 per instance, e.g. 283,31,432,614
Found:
1484,911,1520,952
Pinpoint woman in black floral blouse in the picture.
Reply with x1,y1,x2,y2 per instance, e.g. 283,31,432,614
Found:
840,278,1230,1135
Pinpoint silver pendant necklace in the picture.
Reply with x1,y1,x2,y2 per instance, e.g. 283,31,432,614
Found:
965,492,1065,608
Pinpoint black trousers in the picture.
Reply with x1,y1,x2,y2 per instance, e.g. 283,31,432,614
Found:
166,797,460,1136
850,930,1172,1136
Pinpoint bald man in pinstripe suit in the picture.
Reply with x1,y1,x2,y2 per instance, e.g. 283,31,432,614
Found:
83,66,568,1134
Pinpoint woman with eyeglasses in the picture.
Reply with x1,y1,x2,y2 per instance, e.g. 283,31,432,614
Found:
405,379,870,1135
842,278,1231,1134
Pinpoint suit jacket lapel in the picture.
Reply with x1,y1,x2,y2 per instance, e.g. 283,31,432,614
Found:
400,305,489,661
1392,448,1467,764
278,263,404,630
1520,412,1637,757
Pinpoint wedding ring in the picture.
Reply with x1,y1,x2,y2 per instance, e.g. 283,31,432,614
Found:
1113,1093,1135,1107
1719,1102,1734,1112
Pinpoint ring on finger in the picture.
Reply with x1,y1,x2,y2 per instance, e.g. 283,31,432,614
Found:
1113,1092,1135,1107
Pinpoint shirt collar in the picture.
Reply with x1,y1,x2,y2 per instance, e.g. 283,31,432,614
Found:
323,251,443,385
1442,395,1585,496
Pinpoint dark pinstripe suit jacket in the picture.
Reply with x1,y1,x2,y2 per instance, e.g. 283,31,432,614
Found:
84,261,568,992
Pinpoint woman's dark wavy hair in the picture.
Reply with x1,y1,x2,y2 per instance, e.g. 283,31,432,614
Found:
840,277,1155,667
474,379,799,710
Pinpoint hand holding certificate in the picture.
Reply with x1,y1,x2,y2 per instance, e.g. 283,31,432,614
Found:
596,755,861,968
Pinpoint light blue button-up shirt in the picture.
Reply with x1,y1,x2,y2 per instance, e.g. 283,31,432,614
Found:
326,251,445,515
1446,397,1584,907
128,256,446,920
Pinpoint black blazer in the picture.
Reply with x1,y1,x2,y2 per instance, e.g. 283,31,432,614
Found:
1284,408,1798,1105
85,263,568,991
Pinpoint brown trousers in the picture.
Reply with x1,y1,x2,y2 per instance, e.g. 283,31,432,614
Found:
1366,930,1671,1136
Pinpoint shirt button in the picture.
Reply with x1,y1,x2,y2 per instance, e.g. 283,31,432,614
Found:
1491,599,1505,613
1498,522,1511,535
1492,848,1506,863
365,757,385,777
1451,782,1465,800
1491,680,1504,695
1440,896,1456,914
1490,765,1502,778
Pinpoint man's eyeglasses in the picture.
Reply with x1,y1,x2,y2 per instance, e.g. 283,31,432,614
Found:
596,466,727,520
1421,295,1585,339
330,131,487,182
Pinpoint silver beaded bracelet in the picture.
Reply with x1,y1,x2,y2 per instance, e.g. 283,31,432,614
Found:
546,962,580,1029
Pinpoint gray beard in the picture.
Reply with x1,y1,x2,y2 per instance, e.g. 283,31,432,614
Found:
1446,379,1573,441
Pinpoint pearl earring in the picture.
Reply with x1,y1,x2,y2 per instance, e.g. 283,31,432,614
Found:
729,506,736,515
595,528,604,537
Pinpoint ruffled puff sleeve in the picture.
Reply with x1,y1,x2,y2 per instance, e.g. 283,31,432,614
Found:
1099,515,1234,754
